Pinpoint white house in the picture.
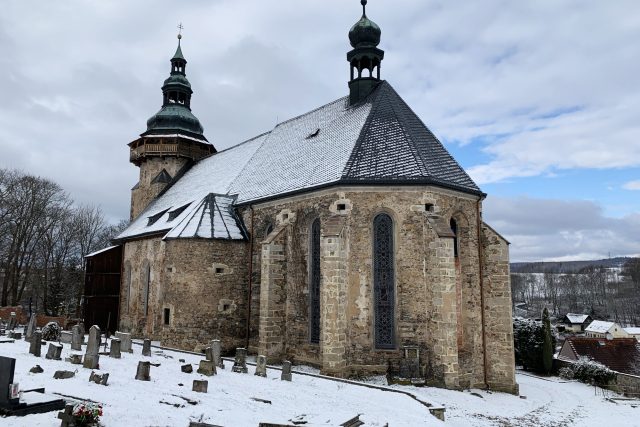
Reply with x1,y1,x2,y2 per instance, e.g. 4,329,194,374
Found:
624,327,640,341
562,313,592,333
584,320,630,339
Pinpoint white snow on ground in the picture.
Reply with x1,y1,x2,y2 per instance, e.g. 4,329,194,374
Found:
1,338,639,426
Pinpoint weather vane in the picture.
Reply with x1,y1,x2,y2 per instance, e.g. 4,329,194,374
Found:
177,22,184,40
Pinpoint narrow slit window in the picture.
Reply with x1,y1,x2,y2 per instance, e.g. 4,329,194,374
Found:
163,308,170,325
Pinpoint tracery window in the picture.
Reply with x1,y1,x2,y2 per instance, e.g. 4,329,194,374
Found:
373,213,395,349
310,218,321,344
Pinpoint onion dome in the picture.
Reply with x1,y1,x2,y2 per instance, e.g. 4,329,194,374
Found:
349,0,381,48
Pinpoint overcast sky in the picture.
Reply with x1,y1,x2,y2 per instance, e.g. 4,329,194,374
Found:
1,0,639,262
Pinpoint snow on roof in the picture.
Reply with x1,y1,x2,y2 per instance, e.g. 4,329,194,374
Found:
164,194,246,240
117,81,483,241
85,245,120,258
625,327,640,335
585,320,615,333
565,313,590,324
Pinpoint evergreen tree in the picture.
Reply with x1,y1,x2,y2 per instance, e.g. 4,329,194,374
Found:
542,308,553,374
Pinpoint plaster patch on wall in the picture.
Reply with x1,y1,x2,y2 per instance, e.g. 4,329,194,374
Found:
212,263,232,275
217,298,237,314
276,209,297,225
329,197,353,215
355,271,370,328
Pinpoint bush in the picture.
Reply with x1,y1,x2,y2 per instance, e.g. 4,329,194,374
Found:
513,317,558,373
41,321,61,341
570,358,616,385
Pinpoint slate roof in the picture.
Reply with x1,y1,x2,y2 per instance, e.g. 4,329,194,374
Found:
564,314,591,324
116,81,482,241
164,194,246,240
562,337,640,375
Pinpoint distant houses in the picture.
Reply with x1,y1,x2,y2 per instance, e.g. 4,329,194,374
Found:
562,313,593,332
584,320,630,339
625,327,640,342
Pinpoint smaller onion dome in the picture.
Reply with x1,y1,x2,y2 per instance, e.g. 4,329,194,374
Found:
349,0,381,48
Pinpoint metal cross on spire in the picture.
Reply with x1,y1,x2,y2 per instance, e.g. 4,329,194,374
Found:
177,22,184,41
361,0,367,15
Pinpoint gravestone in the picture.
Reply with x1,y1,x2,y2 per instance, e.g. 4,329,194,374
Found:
205,346,214,362
86,325,101,356
89,371,109,386
83,325,101,369
135,361,151,381
60,331,73,344
142,338,151,356
0,355,65,415
398,346,421,381
211,340,224,369
57,404,74,427
8,331,21,339
109,338,121,359
8,312,17,330
29,331,42,357
45,343,63,360
197,360,216,376
69,354,83,365
281,361,292,381
115,331,133,353
77,322,85,339
24,315,36,341
0,356,20,408
254,355,267,377
71,325,83,351
232,348,248,373
53,370,75,379
181,364,193,373
192,379,208,393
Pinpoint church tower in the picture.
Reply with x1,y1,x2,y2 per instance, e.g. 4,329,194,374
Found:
129,33,215,220
347,0,384,105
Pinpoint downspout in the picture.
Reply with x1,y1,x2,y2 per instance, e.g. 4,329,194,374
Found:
476,197,488,388
245,206,255,349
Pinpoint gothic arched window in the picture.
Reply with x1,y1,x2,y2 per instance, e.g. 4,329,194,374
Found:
310,218,321,343
373,213,395,349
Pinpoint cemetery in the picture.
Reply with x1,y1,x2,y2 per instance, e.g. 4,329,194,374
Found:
1,318,639,426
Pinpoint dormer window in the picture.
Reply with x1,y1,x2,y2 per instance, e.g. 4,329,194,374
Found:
147,208,170,226
168,203,191,221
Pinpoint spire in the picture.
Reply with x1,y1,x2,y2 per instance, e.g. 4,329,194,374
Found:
347,0,384,105
142,29,208,140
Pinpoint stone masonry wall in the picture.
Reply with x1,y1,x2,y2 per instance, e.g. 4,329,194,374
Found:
161,239,249,354
119,237,249,354
119,237,166,340
481,224,519,394
243,186,492,388
130,157,189,220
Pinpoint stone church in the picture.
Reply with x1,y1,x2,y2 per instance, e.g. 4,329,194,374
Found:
86,1,517,393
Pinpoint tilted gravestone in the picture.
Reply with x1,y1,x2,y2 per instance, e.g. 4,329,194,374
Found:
197,360,216,376
142,338,152,357
29,331,42,357
211,340,224,369
45,343,63,360
109,338,121,359
254,355,267,377
53,370,75,379
192,379,208,393
89,371,109,386
68,354,82,365
71,325,83,351
232,348,248,373
24,315,36,341
115,331,133,353
135,361,151,381
281,361,292,381
181,364,193,373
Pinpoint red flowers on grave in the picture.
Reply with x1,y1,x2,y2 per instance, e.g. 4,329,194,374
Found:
72,401,103,426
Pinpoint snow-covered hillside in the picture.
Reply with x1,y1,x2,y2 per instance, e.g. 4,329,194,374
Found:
0,338,638,426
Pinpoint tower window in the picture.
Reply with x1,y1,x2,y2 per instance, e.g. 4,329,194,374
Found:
373,213,395,349
163,308,170,325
